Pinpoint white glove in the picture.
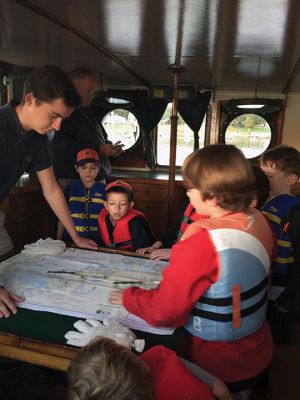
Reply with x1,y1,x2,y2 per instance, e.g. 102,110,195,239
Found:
22,238,66,255
65,318,145,352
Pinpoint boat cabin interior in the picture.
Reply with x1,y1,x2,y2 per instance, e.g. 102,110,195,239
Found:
1,0,300,245
1,1,300,399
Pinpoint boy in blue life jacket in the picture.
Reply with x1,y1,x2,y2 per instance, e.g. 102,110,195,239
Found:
57,148,106,245
98,180,156,251
260,145,300,344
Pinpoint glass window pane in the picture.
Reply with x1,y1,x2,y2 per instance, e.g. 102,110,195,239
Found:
102,109,140,150
225,114,271,159
157,103,206,166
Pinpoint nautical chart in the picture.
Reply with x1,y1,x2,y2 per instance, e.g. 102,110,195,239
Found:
0,248,173,335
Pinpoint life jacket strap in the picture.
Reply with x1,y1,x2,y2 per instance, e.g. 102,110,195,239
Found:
191,292,267,322
107,239,133,248
199,276,268,306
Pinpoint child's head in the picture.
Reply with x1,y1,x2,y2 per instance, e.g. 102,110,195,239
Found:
67,336,154,400
105,180,134,224
251,165,270,209
259,145,300,197
182,144,255,215
75,149,101,187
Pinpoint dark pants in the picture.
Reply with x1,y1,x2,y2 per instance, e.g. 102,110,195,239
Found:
267,301,291,345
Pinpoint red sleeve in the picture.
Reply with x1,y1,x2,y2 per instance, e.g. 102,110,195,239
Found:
141,345,214,400
123,229,219,327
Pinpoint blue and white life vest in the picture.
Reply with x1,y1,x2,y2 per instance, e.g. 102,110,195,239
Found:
183,209,273,341
262,193,300,300
66,180,105,242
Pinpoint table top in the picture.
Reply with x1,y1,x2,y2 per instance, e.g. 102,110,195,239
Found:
0,307,183,351
0,246,183,351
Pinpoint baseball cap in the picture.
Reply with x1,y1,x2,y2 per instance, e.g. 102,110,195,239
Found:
105,180,133,194
76,149,100,166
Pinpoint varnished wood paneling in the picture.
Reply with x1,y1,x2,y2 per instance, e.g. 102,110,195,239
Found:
0,186,51,248
0,343,72,371
110,177,186,237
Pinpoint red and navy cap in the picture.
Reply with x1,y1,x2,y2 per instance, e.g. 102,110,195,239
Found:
76,149,100,166
105,180,132,194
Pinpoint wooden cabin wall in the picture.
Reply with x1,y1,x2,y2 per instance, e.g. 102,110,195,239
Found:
0,186,51,250
1,177,186,250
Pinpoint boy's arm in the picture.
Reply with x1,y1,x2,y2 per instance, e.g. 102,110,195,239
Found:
159,199,189,247
130,217,157,251
277,207,300,316
56,185,70,240
121,230,218,327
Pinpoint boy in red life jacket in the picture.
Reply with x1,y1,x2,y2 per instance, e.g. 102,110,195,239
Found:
109,144,274,397
98,180,156,251
56,149,106,245
67,336,232,400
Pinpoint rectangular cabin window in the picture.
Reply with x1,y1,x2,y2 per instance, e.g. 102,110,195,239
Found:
156,103,207,166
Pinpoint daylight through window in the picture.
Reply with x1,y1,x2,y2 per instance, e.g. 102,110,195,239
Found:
225,113,271,158
102,109,140,151
157,103,206,166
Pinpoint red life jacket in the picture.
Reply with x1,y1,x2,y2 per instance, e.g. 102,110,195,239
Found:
98,208,148,250
177,203,206,242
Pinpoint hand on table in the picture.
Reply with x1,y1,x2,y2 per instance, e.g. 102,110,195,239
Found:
109,289,125,305
150,248,171,260
0,286,24,318
136,240,163,256
73,235,98,251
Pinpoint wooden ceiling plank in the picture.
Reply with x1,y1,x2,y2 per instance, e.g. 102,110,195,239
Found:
12,0,150,87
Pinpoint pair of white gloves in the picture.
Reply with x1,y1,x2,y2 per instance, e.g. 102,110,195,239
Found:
21,238,66,255
65,318,145,352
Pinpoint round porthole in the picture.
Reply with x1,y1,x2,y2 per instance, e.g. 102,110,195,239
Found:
102,109,140,151
224,113,271,159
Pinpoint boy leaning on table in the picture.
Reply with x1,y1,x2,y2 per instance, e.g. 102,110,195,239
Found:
109,144,274,399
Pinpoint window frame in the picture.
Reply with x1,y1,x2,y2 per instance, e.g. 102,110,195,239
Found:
102,108,142,154
155,103,210,168
218,100,283,161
